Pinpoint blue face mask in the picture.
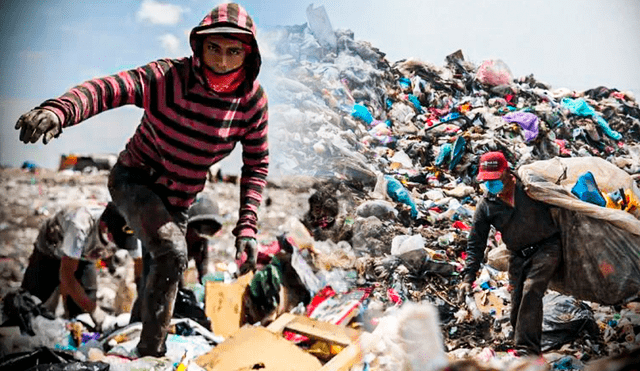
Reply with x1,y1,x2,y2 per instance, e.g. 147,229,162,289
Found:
485,180,504,195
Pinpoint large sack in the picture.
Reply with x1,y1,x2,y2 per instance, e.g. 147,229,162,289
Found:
518,157,640,305
549,207,640,305
518,156,640,234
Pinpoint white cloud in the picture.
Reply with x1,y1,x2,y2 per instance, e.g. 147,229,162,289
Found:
136,0,188,26
159,33,182,56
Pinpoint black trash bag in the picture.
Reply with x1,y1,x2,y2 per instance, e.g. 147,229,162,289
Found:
1,289,55,336
0,347,108,371
541,292,600,352
27,362,110,371
173,287,211,330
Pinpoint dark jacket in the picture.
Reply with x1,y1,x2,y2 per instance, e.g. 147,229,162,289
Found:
464,180,560,283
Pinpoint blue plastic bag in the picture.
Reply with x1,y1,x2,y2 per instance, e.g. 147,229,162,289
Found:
449,136,466,170
435,143,452,167
561,98,622,140
571,171,606,207
398,77,411,89
385,175,418,218
407,94,423,113
351,103,373,124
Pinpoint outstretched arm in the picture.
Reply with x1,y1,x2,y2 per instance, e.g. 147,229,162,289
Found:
15,60,171,144
38,67,147,129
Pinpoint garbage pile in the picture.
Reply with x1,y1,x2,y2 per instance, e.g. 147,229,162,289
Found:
2,4,640,371
255,4,640,369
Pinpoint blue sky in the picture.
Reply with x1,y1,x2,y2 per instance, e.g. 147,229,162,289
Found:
1,0,639,171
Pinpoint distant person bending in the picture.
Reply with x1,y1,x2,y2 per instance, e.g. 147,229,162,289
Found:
21,202,139,331
14,3,268,357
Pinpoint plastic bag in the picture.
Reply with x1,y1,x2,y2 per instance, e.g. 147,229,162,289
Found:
449,135,466,170
571,171,607,207
541,292,599,352
518,156,640,231
502,111,539,142
390,234,425,256
351,103,373,124
384,175,418,219
173,288,211,330
476,59,513,86
561,97,622,140
305,4,337,49
0,347,108,371
356,200,398,219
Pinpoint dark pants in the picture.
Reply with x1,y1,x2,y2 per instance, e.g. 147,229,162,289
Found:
21,248,97,318
508,236,561,355
108,162,188,357
130,248,151,323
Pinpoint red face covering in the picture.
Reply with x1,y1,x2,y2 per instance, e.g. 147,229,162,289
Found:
204,66,246,94
202,39,252,94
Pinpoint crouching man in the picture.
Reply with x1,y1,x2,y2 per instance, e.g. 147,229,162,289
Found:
21,202,140,331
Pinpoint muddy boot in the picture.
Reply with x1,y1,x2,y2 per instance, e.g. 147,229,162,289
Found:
136,250,186,357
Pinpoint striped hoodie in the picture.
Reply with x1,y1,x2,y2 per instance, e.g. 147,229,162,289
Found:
39,3,268,238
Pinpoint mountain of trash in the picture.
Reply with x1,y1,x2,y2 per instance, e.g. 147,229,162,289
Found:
255,4,640,366
262,15,640,181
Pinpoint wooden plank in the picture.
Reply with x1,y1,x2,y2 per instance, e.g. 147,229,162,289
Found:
267,314,359,346
266,314,363,371
266,312,297,333
282,317,357,347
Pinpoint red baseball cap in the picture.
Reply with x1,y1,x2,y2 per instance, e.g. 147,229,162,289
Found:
477,152,509,181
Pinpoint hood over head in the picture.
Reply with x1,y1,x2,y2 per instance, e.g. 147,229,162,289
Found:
190,3,261,92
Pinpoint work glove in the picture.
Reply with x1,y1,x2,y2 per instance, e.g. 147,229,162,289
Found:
457,282,472,303
90,306,118,333
15,108,62,144
249,257,284,311
90,306,107,332
236,237,258,275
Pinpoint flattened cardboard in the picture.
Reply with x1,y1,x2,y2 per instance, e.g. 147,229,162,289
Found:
204,272,253,337
474,290,505,317
195,325,322,371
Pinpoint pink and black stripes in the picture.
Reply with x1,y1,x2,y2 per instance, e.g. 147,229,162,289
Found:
207,2,255,35
40,56,268,237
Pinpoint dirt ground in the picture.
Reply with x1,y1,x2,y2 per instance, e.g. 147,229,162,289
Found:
0,166,314,304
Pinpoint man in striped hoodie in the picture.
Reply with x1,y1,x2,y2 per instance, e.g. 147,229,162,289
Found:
15,3,268,357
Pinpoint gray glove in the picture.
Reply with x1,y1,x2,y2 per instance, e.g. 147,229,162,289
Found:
90,306,107,331
15,108,62,144
457,282,472,303
235,237,258,275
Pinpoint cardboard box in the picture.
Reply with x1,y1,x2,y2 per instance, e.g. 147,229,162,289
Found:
204,272,253,337
196,314,363,371
195,325,322,371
